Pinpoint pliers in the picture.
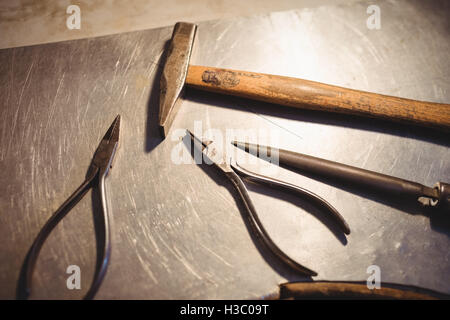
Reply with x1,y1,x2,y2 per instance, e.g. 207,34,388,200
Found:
186,130,350,277
17,115,121,300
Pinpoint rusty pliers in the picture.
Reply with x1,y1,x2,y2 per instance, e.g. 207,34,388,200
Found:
187,130,349,277
17,115,121,300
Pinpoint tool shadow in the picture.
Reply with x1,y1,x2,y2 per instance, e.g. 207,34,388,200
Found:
144,40,170,153
182,134,342,283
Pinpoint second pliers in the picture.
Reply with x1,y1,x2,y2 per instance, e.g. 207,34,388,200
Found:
187,130,350,277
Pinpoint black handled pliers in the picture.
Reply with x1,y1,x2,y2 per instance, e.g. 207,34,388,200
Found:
17,115,121,300
186,130,350,277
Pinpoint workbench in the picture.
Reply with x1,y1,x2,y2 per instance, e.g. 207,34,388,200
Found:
0,0,449,299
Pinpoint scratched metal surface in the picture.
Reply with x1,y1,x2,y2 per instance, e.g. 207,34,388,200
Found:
0,0,449,299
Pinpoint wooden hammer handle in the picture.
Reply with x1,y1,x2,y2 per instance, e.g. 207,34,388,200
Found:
278,281,449,300
186,65,450,131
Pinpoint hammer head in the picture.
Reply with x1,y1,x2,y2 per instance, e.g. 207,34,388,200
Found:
159,22,197,138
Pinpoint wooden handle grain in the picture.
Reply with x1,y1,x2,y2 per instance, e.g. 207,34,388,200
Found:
278,281,449,300
186,65,450,131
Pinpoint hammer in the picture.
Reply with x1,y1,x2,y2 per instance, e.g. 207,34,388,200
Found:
159,22,450,137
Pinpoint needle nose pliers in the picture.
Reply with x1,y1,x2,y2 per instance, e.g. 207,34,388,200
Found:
186,130,350,277
17,115,121,300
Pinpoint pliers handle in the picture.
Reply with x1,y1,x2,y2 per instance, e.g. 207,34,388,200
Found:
17,115,120,300
226,161,349,277
187,130,350,277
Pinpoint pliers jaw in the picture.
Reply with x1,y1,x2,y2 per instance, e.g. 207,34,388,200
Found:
186,129,233,173
90,115,121,177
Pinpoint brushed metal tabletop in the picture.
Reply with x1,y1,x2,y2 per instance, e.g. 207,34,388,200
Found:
1,0,449,299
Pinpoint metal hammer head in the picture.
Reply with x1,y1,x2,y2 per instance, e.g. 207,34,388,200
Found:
159,22,197,138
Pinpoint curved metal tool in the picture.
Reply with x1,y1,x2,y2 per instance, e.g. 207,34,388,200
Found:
17,115,121,300
186,130,349,277
231,162,350,235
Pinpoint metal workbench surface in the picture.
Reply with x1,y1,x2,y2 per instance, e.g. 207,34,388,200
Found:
0,0,449,299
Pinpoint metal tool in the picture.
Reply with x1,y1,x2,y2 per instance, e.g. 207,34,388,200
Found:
17,115,121,300
187,130,350,277
232,141,450,211
159,22,450,137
